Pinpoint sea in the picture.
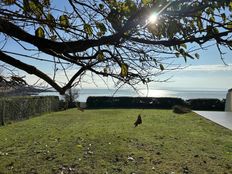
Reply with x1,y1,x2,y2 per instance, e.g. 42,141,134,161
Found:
37,88,228,102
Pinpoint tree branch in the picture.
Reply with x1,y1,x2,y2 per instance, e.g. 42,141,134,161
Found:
0,18,121,53
128,31,231,47
0,51,65,94
62,67,86,92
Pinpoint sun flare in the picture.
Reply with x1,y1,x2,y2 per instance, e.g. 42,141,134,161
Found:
148,13,158,23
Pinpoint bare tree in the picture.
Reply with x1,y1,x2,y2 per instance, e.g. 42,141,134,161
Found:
0,0,232,94
64,88,79,108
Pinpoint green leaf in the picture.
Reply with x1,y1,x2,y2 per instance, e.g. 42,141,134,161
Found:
229,2,232,11
28,1,43,18
43,0,50,6
59,15,69,28
227,22,232,29
195,53,200,59
209,16,215,23
180,44,187,49
103,67,108,74
96,22,107,36
206,25,213,34
142,0,152,5
46,13,56,28
212,28,219,34
120,64,128,77
84,24,93,37
221,13,226,23
159,64,164,71
167,21,179,38
189,20,195,29
35,27,45,38
99,4,104,10
97,51,104,61
124,0,137,13
206,7,213,15
197,18,203,30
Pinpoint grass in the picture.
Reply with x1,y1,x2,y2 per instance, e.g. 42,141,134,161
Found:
0,109,232,174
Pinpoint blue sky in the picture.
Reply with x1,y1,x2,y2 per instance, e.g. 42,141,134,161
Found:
19,47,232,91
1,1,232,91
150,44,232,90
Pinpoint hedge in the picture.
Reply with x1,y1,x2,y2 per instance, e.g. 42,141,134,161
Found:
186,98,225,111
0,96,59,125
86,96,185,109
86,96,225,111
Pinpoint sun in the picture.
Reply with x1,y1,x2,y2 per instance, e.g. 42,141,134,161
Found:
148,13,158,24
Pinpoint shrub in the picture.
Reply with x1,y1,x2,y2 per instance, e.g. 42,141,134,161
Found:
86,96,185,109
186,98,225,111
0,96,59,124
173,105,192,114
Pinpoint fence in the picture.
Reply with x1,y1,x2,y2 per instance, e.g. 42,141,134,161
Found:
0,96,59,125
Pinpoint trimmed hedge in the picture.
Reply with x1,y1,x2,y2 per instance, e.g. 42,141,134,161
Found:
86,96,225,111
186,98,225,111
87,96,185,109
0,96,59,124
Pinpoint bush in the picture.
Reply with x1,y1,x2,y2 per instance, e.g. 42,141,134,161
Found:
186,98,225,111
173,105,192,114
0,96,59,124
86,96,185,109
86,96,225,111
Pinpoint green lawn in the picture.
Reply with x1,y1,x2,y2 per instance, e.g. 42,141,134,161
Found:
0,109,231,174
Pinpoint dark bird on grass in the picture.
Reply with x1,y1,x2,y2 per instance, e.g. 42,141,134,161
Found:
134,114,142,127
